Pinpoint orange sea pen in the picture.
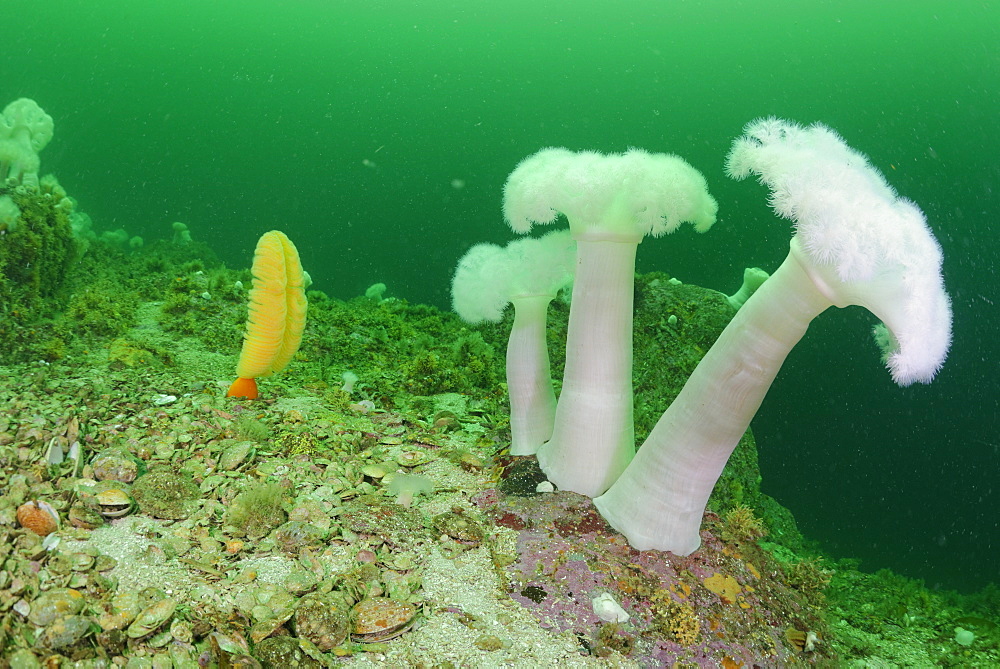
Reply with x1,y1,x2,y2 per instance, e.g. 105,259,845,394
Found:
226,230,307,399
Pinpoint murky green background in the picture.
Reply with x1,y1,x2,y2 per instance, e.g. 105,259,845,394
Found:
7,1,998,592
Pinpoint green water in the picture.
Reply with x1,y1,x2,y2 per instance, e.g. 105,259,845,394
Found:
7,1,998,592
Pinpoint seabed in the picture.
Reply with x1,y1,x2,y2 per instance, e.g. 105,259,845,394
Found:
0,183,997,667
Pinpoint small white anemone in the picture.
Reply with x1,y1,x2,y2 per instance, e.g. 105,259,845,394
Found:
341,370,359,393
387,473,433,508
591,593,629,623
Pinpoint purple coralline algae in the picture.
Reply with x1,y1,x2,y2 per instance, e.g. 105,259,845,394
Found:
480,488,827,667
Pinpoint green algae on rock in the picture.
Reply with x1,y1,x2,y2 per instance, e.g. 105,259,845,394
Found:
225,481,288,540
131,469,200,520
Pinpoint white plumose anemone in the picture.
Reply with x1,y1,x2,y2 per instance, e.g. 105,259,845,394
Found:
503,147,717,496
595,119,952,555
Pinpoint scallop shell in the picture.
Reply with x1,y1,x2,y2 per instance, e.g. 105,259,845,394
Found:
361,463,389,480
396,450,430,467
16,500,59,536
220,440,256,470
273,521,326,554
46,552,74,575
127,598,177,638
170,618,194,643
294,594,350,650
42,614,95,651
96,488,134,518
91,449,142,483
98,591,141,631
351,597,418,643
457,451,486,471
433,510,484,546
71,552,96,571
249,607,295,644
28,588,86,626
254,636,326,668
68,502,106,530
94,554,118,572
